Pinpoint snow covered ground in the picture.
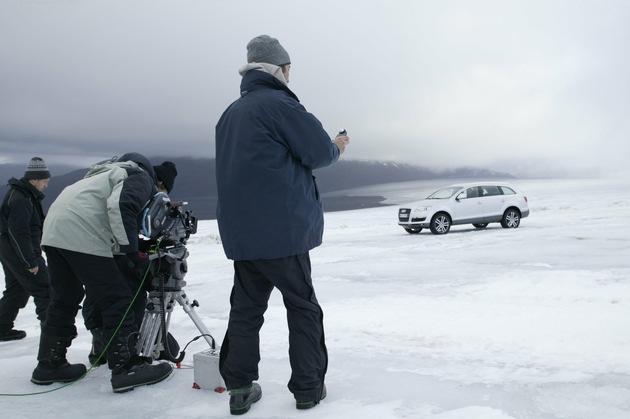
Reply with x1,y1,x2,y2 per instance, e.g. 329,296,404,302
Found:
1,177,629,419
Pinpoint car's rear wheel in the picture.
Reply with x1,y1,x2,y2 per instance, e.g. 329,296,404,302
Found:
404,228,422,234
430,213,451,234
501,208,521,228
472,223,488,229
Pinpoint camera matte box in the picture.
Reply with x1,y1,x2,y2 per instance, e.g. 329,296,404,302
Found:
193,349,225,392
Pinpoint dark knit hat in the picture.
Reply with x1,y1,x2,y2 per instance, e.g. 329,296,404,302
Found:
153,161,178,193
24,157,51,180
246,35,291,66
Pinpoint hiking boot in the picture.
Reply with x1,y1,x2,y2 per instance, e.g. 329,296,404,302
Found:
106,326,173,393
31,331,86,385
111,358,173,393
229,383,262,415
0,329,26,341
31,360,87,385
296,384,327,410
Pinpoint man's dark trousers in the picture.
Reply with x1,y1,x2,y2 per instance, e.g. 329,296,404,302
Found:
219,253,328,402
82,256,147,331
0,235,50,330
43,247,136,337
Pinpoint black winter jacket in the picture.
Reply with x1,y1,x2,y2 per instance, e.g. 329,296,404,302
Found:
0,178,46,269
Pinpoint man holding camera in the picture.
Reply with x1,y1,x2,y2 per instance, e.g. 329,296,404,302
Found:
31,152,172,393
215,35,349,414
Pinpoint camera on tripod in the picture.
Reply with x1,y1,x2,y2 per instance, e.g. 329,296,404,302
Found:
138,191,223,391
136,192,217,364
141,192,198,291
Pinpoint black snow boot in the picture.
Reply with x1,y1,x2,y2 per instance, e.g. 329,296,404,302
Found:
296,384,327,410
0,328,26,341
88,328,107,366
31,331,87,385
107,328,173,393
229,383,262,415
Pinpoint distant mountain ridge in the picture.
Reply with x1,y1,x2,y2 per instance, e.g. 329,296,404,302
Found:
0,158,513,220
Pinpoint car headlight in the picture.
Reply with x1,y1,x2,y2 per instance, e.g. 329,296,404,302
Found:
414,206,431,212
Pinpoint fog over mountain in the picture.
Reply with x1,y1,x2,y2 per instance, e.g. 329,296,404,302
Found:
0,158,515,220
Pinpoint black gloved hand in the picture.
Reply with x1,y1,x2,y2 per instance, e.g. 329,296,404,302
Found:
116,252,150,280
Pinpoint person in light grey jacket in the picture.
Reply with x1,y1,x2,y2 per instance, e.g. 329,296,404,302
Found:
30,152,173,393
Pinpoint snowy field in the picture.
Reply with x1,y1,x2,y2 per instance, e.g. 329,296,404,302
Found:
1,177,629,419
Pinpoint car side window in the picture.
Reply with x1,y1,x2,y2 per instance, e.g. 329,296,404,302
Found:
466,187,478,198
482,186,501,197
499,186,516,195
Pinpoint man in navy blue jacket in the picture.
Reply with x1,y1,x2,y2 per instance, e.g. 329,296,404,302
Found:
215,34,349,415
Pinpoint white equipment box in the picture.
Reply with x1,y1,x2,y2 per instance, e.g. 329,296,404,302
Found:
193,348,225,392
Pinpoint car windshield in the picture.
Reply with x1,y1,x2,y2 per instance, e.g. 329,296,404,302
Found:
426,186,462,199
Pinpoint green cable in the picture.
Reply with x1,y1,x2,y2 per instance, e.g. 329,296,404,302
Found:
0,255,155,397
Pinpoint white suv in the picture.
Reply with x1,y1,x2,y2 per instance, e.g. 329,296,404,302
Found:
397,182,530,235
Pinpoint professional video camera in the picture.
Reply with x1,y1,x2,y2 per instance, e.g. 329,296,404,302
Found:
140,192,197,291
136,192,216,363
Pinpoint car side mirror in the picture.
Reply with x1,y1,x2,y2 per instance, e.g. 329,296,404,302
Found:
456,193,464,201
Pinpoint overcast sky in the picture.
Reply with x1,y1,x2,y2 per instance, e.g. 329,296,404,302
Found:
1,0,628,177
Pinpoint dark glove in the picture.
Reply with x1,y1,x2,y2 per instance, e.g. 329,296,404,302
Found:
115,252,150,279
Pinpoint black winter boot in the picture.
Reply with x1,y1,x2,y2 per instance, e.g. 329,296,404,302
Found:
0,328,26,341
31,331,87,385
296,384,327,410
229,383,262,415
88,328,107,366
107,328,172,393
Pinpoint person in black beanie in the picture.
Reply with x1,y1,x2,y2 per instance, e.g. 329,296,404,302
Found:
0,157,51,341
153,161,178,194
126,160,178,325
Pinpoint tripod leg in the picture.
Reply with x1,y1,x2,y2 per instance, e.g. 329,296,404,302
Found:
137,292,174,359
138,312,160,358
174,292,216,350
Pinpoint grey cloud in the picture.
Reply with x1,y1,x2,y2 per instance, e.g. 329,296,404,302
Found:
1,0,629,177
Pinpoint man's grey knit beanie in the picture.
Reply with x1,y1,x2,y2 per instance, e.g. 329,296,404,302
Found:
246,35,291,66
24,157,51,180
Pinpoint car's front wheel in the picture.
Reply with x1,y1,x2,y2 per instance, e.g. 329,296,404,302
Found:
430,213,451,234
501,208,521,228
404,228,422,234
472,223,488,229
